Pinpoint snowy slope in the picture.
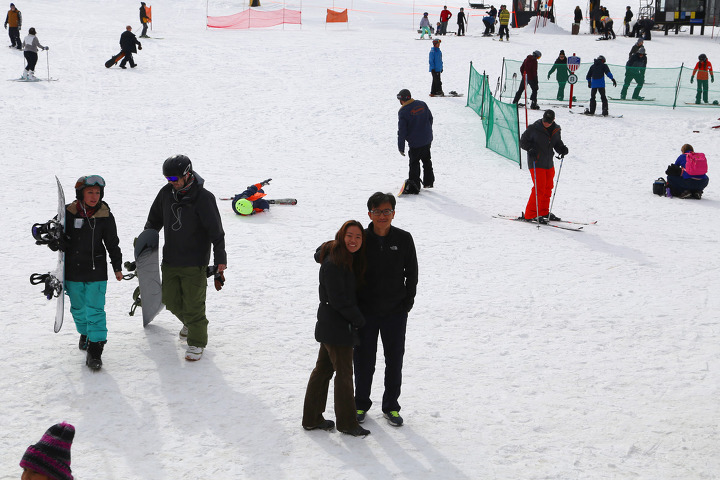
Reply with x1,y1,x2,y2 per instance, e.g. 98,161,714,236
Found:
2,0,719,478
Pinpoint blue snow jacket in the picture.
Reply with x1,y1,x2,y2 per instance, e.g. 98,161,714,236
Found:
586,58,614,88
429,47,443,72
397,99,433,152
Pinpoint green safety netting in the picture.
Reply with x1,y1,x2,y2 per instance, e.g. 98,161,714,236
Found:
501,59,720,108
467,63,522,167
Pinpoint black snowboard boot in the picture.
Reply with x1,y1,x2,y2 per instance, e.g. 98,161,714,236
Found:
79,334,88,351
86,341,106,370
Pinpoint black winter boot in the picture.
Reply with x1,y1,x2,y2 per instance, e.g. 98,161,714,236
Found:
79,335,88,350
86,341,106,370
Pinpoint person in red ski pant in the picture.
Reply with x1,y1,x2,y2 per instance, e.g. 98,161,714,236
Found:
519,109,569,223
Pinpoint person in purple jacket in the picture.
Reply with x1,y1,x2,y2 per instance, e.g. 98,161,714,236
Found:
666,144,709,199
397,88,434,194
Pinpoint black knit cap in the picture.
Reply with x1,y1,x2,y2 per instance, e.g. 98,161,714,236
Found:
397,89,412,102
542,109,555,123
20,422,75,480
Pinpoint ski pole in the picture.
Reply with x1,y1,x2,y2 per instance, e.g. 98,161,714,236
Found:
547,154,564,222
46,48,50,81
532,159,540,229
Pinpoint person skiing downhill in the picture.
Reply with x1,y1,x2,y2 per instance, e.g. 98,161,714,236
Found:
144,155,227,361
21,27,47,81
63,175,123,370
513,50,542,109
518,109,569,222
585,55,616,116
691,54,714,104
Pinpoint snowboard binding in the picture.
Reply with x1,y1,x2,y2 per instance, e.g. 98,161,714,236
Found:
32,220,67,251
30,273,63,300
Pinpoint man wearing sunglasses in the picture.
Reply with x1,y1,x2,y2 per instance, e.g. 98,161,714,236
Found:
354,192,418,427
145,155,227,361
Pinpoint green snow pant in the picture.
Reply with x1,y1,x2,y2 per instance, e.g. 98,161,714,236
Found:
161,265,208,348
696,79,709,104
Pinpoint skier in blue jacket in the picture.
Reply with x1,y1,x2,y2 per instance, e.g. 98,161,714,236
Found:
429,38,443,96
585,55,616,116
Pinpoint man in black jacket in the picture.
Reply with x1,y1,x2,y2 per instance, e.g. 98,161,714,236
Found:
145,155,227,361
119,25,141,69
139,2,150,38
354,192,418,427
623,6,633,36
518,110,568,222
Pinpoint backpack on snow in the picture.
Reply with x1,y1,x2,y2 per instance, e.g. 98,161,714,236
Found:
653,177,667,196
684,152,708,176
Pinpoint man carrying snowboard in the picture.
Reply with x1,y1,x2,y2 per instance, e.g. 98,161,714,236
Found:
145,155,227,361
119,25,141,69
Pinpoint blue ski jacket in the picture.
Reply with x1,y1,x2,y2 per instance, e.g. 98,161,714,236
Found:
586,58,614,88
429,47,443,72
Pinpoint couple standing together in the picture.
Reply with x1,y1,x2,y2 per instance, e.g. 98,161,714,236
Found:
302,192,418,437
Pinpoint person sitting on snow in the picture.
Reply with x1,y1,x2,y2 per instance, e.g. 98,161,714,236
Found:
665,144,709,199
232,179,272,215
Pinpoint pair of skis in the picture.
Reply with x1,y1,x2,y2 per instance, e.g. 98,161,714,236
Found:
219,197,297,205
493,214,597,232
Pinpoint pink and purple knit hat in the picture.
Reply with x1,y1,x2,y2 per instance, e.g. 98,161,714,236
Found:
20,422,74,480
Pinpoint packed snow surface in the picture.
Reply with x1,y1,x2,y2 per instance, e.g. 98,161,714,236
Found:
2,0,719,478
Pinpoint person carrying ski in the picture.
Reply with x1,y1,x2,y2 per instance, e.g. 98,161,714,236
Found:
624,6,634,36
4,2,21,50
547,50,569,101
354,192,418,428
585,55,616,116
21,27,47,81
665,144,709,199
144,155,227,361
428,38,443,97
119,25,141,69
691,54,714,105
513,50,542,110
456,7,466,36
518,109,569,222
419,12,432,39
498,5,510,41
620,46,647,100
139,2,150,38
302,220,370,437
231,180,271,215
397,88,434,194
64,175,123,370
439,6,452,35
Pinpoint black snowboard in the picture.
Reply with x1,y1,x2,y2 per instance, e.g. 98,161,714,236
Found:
105,51,125,68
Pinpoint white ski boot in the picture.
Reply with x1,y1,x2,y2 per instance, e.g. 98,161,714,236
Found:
21,69,28,80
28,70,36,81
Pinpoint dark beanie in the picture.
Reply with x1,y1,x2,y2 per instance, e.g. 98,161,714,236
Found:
559,49,565,55
20,423,75,480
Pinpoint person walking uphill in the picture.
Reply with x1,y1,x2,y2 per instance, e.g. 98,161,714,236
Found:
429,38,443,96
547,50,569,101
139,2,150,38
397,88,434,194
119,25,141,69
21,27,48,81
513,50,542,110
585,55,616,116
691,54,714,104
144,155,227,361
302,220,370,437
354,192,418,427
4,3,21,49
518,110,569,222
64,175,123,370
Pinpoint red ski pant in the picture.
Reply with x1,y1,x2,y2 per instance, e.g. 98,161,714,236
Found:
524,167,555,219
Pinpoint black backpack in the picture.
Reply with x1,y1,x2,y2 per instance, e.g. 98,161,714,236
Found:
653,177,667,196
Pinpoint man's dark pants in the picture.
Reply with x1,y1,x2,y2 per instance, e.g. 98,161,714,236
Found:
408,143,434,187
354,311,408,413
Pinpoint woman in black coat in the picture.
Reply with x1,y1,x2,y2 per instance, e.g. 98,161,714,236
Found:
302,220,370,437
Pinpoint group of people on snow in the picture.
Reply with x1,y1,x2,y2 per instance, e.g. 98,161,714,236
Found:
419,5,509,40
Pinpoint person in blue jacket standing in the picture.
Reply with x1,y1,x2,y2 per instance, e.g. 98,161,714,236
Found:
397,88,434,193
429,38,443,96
585,55,616,116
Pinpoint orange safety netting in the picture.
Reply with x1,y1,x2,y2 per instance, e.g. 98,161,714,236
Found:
326,8,348,23
207,9,301,29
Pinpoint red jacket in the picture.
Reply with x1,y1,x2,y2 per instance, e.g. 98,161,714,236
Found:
440,9,452,21
693,60,714,81
520,55,539,81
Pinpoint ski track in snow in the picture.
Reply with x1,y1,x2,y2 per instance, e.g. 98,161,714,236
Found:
2,0,719,478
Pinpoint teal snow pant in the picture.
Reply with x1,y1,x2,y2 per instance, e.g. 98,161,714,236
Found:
161,265,208,348
65,281,108,342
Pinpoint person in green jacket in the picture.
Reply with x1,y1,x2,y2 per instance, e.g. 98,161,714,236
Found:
547,50,570,101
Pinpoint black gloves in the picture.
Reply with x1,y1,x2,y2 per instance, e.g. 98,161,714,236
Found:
560,145,569,156
138,44,142,50
612,79,617,87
